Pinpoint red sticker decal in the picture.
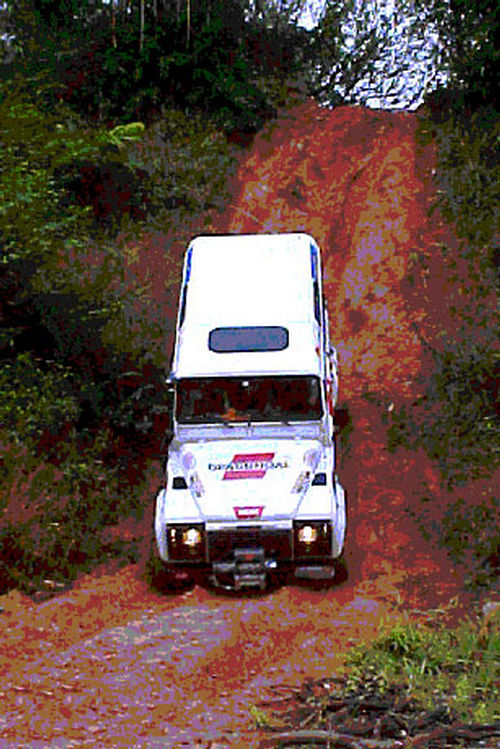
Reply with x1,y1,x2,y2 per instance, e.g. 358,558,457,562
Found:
233,506,264,519
223,452,274,480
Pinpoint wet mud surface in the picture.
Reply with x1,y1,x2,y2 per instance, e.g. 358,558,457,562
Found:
0,100,481,747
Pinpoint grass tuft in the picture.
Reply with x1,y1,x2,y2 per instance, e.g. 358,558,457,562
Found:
345,616,500,723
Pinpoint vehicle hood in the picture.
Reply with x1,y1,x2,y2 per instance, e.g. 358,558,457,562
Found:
174,439,322,522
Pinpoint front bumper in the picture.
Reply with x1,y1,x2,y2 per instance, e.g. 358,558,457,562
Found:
162,522,339,590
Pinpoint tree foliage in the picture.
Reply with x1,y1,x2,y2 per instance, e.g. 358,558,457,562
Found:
419,0,499,110
1,0,313,127
0,71,236,443
311,0,440,108
309,0,498,111
2,0,497,117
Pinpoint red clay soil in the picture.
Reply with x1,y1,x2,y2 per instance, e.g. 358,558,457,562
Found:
0,99,491,748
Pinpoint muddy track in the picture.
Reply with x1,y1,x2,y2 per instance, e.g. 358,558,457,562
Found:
0,476,464,749
0,101,473,747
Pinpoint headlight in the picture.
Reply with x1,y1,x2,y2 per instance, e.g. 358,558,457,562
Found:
298,525,318,544
293,520,332,559
167,523,205,561
183,527,202,547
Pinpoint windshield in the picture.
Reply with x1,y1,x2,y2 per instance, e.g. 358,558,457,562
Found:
176,376,323,424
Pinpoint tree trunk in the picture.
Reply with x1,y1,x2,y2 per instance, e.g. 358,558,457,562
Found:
111,0,117,48
140,0,145,52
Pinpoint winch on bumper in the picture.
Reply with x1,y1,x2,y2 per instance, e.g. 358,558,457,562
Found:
205,525,286,590
212,548,276,590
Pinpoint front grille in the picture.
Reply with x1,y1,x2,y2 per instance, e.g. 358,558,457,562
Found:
207,526,292,562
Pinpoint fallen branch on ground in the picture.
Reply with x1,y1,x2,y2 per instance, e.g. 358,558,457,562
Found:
259,728,405,747
257,676,500,749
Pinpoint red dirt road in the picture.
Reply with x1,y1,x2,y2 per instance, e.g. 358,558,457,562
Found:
0,100,476,747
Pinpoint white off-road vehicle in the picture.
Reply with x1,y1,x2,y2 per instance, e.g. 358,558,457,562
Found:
153,233,346,590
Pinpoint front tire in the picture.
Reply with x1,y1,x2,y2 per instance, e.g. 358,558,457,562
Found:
146,541,194,592
334,552,348,584
146,541,169,590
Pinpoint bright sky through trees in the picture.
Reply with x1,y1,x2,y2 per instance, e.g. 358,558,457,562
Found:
299,0,448,109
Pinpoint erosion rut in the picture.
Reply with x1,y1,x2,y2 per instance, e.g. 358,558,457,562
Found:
0,101,473,748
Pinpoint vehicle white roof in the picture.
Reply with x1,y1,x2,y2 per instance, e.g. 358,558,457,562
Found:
171,233,324,378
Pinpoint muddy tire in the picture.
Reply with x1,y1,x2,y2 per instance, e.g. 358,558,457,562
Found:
146,541,195,593
146,542,168,590
334,553,348,584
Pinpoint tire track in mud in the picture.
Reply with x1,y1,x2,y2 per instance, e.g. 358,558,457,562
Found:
1,560,458,748
0,101,469,747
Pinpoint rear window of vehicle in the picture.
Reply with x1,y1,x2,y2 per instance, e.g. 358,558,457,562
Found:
209,326,289,352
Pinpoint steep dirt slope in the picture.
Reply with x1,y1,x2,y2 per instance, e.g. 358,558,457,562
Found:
218,100,432,400
0,100,474,748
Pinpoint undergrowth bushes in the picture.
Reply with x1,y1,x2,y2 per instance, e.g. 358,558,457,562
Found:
0,427,147,595
260,612,500,737
440,495,499,587
139,109,235,223
382,107,499,585
346,613,500,723
398,106,500,489
0,354,79,445
386,340,499,487
431,107,499,279
0,79,236,595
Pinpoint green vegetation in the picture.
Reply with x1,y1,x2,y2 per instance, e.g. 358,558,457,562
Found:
257,614,499,743
379,106,499,586
391,107,499,488
0,76,233,351
386,340,499,488
4,0,310,129
1,78,97,279
0,76,236,595
433,113,499,261
419,0,498,112
139,109,235,222
346,615,499,724
440,495,499,587
0,354,79,445
4,0,496,126
0,427,149,595
0,74,235,374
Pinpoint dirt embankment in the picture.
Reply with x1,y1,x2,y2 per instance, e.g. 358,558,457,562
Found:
221,101,432,399
0,100,482,748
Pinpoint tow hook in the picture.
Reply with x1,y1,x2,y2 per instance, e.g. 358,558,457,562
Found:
211,548,276,591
